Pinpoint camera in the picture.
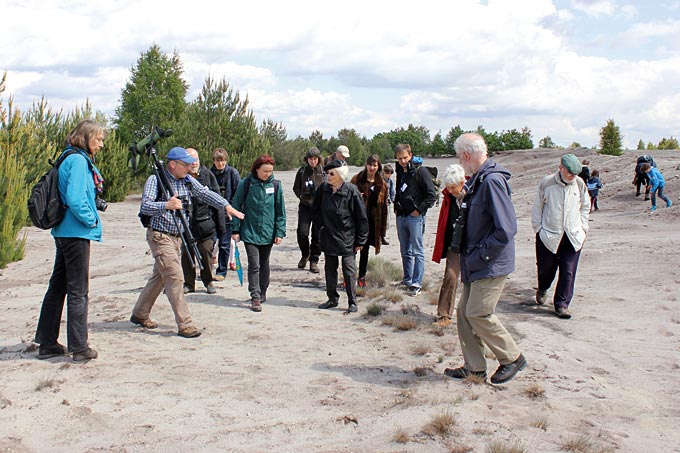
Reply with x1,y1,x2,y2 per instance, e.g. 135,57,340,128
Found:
303,179,315,195
95,197,108,212
177,195,191,214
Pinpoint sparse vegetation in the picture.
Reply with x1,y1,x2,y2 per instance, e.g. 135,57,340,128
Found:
485,439,528,453
35,377,60,392
393,427,410,443
530,417,548,430
365,302,385,317
423,411,457,437
367,257,402,287
411,343,431,356
524,384,546,399
381,314,419,331
413,366,429,376
450,444,474,453
560,435,594,452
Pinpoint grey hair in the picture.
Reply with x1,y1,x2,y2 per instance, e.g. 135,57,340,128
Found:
454,132,487,157
442,164,466,186
335,163,349,181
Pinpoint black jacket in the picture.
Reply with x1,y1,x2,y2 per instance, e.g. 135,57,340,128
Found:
210,165,241,203
190,165,226,240
293,163,325,207
394,161,437,216
313,181,368,256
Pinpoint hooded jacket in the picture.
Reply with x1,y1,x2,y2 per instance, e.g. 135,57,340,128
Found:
394,158,437,216
293,162,325,207
531,171,589,253
231,173,286,245
460,159,517,283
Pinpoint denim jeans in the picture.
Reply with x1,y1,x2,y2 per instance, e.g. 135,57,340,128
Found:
396,214,426,288
651,186,670,207
35,237,91,353
215,225,233,276
244,242,273,301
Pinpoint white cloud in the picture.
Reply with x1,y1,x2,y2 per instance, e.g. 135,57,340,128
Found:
570,0,616,17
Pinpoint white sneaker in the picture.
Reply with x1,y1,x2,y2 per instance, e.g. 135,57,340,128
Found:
408,286,421,297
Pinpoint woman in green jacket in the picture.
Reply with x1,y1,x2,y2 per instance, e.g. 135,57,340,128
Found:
231,155,286,312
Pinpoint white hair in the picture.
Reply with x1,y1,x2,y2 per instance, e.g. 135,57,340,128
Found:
442,164,466,186
454,132,487,157
336,163,349,181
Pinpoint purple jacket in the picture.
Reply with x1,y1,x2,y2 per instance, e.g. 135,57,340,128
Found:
461,159,517,283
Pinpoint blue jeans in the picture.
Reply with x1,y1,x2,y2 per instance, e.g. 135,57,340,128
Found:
651,186,669,207
396,214,426,288
215,224,233,276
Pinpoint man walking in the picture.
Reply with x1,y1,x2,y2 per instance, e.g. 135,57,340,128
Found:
532,153,589,319
393,143,436,296
444,133,526,385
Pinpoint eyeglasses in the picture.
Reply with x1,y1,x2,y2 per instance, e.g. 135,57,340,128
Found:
328,171,337,176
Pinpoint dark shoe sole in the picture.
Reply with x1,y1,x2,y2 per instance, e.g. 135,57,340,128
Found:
37,343,68,360
444,367,487,380
555,311,572,319
73,348,98,363
318,302,339,309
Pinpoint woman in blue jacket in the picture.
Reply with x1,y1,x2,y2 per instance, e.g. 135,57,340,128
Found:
35,119,105,363
231,155,286,312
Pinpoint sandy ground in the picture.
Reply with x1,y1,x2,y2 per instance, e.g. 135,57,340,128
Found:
1,149,679,452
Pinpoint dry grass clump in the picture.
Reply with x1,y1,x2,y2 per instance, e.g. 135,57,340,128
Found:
430,325,446,337
35,377,61,392
411,343,431,356
485,440,527,453
413,366,429,377
391,389,417,407
559,435,594,452
530,417,548,430
381,314,419,331
423,411,457,437
524,384,546,399
450,444,474,453
365,302,386,317
367,257,402,287
393,427,410,443
465,373,486,385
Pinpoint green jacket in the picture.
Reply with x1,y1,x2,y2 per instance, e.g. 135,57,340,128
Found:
231,174,286,245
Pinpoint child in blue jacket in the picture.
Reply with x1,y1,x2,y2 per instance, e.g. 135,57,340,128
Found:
586,170,604,212
641,163,672,211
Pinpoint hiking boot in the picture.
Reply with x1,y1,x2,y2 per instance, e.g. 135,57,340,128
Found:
251,299,262,312
206,283,217,294
381,238,390,245
309,262,320,274
213,274,225,281
72,348,98,363
444,367,486,380
318,300,339,309
433,317,453,328
555,307,572,319
178,326,201,338
297,256,308,269
490,354,527,384
38,343,68,360
130,314,158,329
650,205,657,212
644,197,650,201
535,290,547,305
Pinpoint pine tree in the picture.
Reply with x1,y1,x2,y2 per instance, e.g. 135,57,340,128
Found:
599,119,623,156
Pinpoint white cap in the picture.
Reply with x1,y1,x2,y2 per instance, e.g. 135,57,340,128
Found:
337,145,350,158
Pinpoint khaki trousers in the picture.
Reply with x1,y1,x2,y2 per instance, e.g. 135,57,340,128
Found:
456,275,520,372
133,229,193,330
436,250,460,319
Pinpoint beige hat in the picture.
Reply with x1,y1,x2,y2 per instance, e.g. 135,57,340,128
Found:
337,145,350,158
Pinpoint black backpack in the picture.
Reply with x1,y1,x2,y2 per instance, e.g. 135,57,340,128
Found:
28,149,91,230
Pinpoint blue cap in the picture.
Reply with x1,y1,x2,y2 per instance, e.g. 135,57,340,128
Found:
167,147,197,164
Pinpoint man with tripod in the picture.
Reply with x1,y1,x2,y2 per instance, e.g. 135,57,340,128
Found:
131,147,244,338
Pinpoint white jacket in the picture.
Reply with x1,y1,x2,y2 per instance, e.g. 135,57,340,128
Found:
531,172,589,253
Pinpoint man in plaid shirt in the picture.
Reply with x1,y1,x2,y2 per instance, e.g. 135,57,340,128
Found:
130,147,244,338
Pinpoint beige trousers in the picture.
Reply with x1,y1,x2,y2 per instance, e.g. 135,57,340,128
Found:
436,250,460,319
456,275,520,372
133,229,193,330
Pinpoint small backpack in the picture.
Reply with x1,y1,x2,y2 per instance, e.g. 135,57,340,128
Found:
28,149,90,230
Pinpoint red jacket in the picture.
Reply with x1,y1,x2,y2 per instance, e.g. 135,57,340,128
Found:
432,188,456,263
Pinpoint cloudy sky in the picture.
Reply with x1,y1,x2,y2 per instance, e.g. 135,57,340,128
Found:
2,0,679,149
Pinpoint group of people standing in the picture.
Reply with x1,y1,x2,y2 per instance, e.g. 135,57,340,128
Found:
633,155,672,211
30,121,595,387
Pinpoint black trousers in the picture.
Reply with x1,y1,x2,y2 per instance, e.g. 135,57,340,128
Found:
324,253,357,306
297,204,321,263
182,235,216,289
536,234,581,309
244,242,273,302
35,237,90,353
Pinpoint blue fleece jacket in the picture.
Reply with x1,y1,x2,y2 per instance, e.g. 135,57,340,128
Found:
647,167,665,192
51,148,103,242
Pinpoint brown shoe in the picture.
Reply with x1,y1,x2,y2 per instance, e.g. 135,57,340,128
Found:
309,262,320,274
178,326,202,338
251,299,262,312
535,290,547,305
213,274,225,281
433,317,453,328
130,314,158,329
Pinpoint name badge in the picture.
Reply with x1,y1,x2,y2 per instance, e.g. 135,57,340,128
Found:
401,183,408,192
266,187,275,194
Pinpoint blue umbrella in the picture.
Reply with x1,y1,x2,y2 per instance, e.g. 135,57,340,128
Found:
234,244,244,286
